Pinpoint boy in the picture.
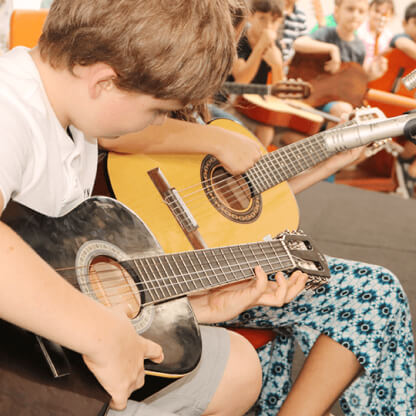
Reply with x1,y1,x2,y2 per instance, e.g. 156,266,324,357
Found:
230,0,285,147
293,0,387,123
0,0,309,415
390,1,416,196
281,0,308,63
357,0,394,70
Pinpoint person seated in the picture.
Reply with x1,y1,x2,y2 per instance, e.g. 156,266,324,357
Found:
280,0,308,64
293,0,387,127
389,1,416,196
357,0,394,72
229,0,285,148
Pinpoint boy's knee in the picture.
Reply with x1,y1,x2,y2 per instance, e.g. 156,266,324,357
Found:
229,330,262,395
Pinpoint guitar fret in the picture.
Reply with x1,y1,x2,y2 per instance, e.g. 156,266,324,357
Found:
257,242,275,273
135,259,158,302
145,257,166,300
184,252,206,290
159,256,179,296
255,159,275,191
193,250,214,287
153,257,175,298
220,247,240,282
172,254,196,292
200,250,221,286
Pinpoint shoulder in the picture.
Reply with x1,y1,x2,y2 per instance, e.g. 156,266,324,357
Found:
310,26,336,41
390,33,413,48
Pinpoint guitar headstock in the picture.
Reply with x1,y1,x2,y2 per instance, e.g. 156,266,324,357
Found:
271,79,312,100
276,230,330,290
348,106,399,156
348,105,386,123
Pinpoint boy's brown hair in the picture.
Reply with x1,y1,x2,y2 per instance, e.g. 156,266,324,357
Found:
250,0,284,18
405,2,416,22
369,0,394,15
38,0,246,105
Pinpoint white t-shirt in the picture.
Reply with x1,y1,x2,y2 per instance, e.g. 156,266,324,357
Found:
0,47,98,217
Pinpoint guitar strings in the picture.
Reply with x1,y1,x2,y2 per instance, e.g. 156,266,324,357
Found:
57,247,295,304
164,143,328,214
174,137,326,200
164,144,329,218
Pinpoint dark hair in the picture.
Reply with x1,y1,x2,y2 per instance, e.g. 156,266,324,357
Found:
405,2,416,21
250,0,284,17
369,0,394,15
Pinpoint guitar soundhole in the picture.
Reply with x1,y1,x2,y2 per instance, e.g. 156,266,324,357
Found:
89,256,141,319
211,166,251,210
201,155,262,224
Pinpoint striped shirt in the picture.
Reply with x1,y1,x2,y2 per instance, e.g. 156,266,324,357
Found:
280,5,308,62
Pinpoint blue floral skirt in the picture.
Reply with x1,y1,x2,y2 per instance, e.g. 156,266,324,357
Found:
223,256,415,415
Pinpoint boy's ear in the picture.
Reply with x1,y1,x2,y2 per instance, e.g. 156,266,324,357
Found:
88,64,118,99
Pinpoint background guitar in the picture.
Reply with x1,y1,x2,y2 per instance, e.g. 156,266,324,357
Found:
104,110,388,255
223,78,312,99
1,197,328,414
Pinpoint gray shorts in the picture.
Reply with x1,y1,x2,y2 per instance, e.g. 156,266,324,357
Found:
108,325,230,416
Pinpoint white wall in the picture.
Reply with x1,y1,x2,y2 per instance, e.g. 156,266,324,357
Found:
13,0,41,9
298,0,415,34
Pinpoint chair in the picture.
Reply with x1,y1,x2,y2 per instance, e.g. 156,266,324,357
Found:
9,9,48,50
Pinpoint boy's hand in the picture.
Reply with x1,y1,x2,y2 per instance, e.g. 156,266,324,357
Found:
258,28,277,53
325,45,341,73
214,130,263,175
367,55,388,81
263,45,282,68
189,266,307,323
83,306,163,410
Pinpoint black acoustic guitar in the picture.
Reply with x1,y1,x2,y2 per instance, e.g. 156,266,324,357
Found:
1,196,329,415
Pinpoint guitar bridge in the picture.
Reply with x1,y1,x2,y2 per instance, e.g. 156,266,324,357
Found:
148,167,208,250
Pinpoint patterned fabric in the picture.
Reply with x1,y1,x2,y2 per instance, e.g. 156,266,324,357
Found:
0,0,12,53
280,5,308,62
223,256,415,415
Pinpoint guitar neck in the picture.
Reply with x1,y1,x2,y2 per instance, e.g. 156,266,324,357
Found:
125,239,294,305
245,133,332,194
223,82,271,96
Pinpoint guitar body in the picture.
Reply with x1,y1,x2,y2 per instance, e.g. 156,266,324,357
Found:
1,197,202,413
234,94,323,135
105,119,299,254
0,318,108,416
287,52,368,108
367,48,416,117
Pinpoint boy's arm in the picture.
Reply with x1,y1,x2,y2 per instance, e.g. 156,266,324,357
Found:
393,36,416,60
0,195,162,410
287,146,366,194
263,44,285,83
293,35,341,73
99,118,263,175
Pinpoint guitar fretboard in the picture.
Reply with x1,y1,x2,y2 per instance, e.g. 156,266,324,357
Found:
246,133,331,194
223,82,271,96
123,239,294,304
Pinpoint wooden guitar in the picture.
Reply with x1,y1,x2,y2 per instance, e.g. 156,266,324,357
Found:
0,197,329,415
367,48,416,117
287,52,369,108
104,110,386,256
230,78,323,135
234,94,325,135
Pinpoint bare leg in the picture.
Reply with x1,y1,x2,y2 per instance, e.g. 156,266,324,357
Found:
204,330,262,416
277,334,362,416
